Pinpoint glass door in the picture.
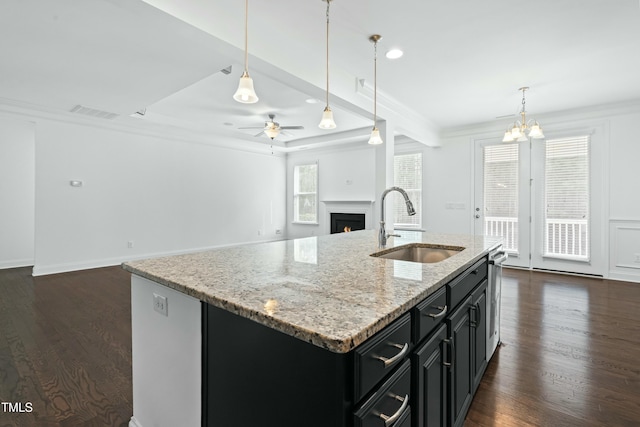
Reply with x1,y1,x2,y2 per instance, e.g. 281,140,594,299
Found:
475,128,604,275
474,138,530,268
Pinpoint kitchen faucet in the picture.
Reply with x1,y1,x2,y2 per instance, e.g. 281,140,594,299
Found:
379,186,416,248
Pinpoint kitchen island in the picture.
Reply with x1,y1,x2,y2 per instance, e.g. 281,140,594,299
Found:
123,230,501,427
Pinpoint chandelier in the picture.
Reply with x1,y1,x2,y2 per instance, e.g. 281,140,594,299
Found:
502,87,544,142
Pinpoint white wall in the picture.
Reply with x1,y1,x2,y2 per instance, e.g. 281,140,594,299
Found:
607,110,640,282
30,117,286,275
426,102,640,282
0,117,35,268
286,143,377,239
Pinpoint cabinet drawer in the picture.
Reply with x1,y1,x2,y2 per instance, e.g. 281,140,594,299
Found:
447,258,487,312
354,313,411,402
354,360,411,427
413,286,447,344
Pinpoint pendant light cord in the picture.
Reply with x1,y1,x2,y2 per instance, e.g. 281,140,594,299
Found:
325,0,331,108
373,39,378,126
244,0,249,73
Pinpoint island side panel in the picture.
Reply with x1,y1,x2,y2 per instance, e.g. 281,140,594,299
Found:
131,275,202,427
204,303,352,427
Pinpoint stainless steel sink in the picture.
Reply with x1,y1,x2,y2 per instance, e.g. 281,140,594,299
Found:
371,243,465,264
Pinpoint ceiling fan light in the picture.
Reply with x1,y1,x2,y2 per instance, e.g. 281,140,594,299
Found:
368,127,383,145
264,127,279,139
318,106,337,129
502,130,514,142
233,71,259,104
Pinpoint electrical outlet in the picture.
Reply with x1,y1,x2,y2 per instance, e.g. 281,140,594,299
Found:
635,253,640,263
127,241,134,249
153,293,168,316
275,229,282,235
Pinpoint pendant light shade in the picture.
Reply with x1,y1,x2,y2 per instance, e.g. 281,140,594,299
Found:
368,127,383,145
234,70,258,104
233,0,258,104
319,106,336,129
319,0,337,129
368,34,383,145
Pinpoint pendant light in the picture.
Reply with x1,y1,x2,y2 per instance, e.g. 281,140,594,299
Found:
502,87,544,142
318,0,337,129
233,0,259,104
368,34,383,145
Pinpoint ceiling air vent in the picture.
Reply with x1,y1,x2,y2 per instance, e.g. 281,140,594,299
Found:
70,105,119,120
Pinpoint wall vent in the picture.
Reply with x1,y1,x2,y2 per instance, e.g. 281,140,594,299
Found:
70,105,119,120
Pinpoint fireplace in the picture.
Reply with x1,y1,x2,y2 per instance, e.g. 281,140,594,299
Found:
330,213,366,234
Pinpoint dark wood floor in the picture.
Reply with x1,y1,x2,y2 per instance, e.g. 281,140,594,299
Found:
467,268,640,427
0,267,132,427
1,266,639,426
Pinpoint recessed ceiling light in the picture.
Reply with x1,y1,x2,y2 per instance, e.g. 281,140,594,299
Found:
305,98,320,104
386,49,403,60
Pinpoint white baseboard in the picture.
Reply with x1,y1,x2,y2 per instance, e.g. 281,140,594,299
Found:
0,258,34,270
608,271,640,284
129,416,142,427
30,237,286,276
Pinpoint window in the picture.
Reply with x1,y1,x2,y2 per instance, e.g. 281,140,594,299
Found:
543,135,590,260
483,144,519,253
293,163,318,223
393,152,422,228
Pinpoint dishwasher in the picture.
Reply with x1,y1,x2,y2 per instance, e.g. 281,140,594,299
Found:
487,246,508,360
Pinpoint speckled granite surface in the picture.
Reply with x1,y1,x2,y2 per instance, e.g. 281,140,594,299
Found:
122,230,501,353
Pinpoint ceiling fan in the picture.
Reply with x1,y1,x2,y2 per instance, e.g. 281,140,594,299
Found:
239,114,304,140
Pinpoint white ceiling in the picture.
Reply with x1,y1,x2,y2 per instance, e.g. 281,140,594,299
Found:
2,0,640,151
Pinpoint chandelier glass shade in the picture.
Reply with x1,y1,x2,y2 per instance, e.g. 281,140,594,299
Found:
502,87,544,142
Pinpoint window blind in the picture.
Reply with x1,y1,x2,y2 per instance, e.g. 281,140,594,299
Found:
483,144,519,252
544,135,590,260
293,163,318,223
393,153,422,228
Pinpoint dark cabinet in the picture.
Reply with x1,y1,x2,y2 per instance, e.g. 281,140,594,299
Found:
413,323,448,427
446,278,488,427
447,295,473,427
471,280,488,393
354,313,412,402
412,257,490,427
354,360,412,427
202,256,492,427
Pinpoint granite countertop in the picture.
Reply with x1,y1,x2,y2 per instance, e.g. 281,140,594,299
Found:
122,230,502,353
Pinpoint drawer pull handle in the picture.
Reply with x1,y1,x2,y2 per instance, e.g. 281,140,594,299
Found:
427,305,448,319
378,393,409,427
374,343,409,367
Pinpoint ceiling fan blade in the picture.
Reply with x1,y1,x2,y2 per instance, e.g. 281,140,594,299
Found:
280,126,304,130
253,131,265,137
238,126,266,130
